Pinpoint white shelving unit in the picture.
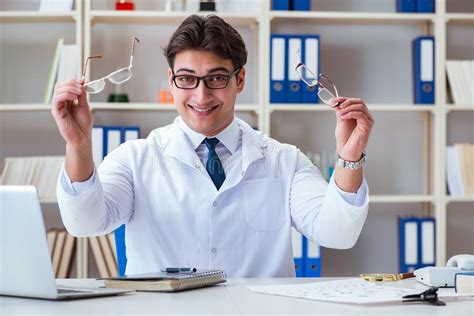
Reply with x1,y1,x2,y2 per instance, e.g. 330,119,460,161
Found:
1,0,473,277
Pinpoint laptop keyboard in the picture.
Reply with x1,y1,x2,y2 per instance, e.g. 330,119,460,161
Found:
57,288,94,294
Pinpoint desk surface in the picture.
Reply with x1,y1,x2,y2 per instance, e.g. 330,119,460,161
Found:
1,278,472,315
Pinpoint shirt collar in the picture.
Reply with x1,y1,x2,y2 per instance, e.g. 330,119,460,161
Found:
178,116,240,154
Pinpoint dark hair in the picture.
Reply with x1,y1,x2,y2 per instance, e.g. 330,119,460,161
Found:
163,14,247,71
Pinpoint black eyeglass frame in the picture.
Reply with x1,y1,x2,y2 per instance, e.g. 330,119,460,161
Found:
171,68,241,90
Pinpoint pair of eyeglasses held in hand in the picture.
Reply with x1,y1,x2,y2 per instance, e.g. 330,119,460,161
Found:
295,50,340,107
81,36,140,94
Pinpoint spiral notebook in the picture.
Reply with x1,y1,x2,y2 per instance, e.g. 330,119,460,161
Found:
104,269,226,292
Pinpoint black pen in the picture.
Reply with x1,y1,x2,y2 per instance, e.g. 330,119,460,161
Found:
161,267,197,273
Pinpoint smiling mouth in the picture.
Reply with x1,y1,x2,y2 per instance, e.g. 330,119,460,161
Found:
188,104,219,113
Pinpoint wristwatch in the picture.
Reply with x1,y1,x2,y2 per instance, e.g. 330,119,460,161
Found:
335,151,366,170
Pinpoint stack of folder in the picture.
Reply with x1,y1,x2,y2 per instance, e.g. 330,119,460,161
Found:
92,125,140,167
270,34,320,104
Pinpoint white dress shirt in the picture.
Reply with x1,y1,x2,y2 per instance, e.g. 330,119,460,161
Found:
58,117,369,277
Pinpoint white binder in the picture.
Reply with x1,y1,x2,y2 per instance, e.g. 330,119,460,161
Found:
92,127,104,167
302,35,319,103
404,221,418,266
106,128,122,154
421,219,435,265
270,35,286,103
286,36,302,103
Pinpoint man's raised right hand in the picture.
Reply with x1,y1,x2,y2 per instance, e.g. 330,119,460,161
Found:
52,79,95,182
51,79,93,149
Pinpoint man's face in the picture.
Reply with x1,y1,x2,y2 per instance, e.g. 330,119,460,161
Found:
168,50,245,136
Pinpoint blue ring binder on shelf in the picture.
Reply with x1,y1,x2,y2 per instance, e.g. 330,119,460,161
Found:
302,34,320,104
270,34,287,103
412,36,435,104
286,36,303,103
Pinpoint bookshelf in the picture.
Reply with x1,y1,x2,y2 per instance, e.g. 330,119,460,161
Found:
1,0,473,278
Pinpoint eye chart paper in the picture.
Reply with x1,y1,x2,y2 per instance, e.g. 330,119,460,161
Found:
249,278,461,304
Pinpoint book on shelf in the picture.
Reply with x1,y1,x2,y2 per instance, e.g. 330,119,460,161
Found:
57,231,76,278
47,228,76,278
104,269,227,292
46,228,59,256
446,143,474,196
0,156,64,202
88,233,118,278
43,40,78,105
43,38,63,104
56,44,79,86
455,272,474,295
446,60,474,107
51,229,66,277
98,235,119,277
39,0,74,12
107,233,117,261
89,236,110,278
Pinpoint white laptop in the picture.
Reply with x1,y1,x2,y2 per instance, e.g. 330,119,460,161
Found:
0,185,133,300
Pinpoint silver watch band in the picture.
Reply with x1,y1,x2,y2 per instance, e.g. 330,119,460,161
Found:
336,151,366,170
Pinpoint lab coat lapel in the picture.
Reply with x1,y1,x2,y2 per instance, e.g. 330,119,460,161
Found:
241,123,266,173
161,122,202,169
220,120,266,192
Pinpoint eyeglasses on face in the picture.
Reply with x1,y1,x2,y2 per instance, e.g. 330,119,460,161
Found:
81,36,140,94
172,68,241,90
294,50,340,107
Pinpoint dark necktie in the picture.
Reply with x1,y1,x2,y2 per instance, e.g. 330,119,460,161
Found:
203,138,226,190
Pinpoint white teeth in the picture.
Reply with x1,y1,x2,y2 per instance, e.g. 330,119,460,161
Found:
191,105,215,112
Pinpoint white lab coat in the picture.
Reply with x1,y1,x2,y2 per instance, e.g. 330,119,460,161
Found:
57,117,369,277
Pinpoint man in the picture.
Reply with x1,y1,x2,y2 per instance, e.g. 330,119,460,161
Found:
52,14,374,277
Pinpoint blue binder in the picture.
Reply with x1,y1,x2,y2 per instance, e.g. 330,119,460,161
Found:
413,36,435,104
396,0,416,12
302,35,320,104
304,237,321,277
292,228,305,277
419,217,436,268
399,217,419,273
270,34,287,103
114,225,127,276
272,0,289,10
121,126,140,142
286,35,303,103
292,0,310,11
417,0,435,13
103,126,123,156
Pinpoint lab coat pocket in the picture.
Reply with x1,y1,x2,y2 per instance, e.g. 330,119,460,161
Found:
242,178,285,232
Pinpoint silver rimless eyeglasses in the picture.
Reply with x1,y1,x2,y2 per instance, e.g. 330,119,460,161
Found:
81,36,140,94
294,49,340,107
